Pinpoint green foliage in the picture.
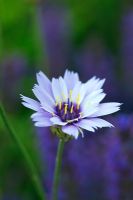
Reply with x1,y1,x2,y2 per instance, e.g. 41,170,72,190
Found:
66,0,122,52
0,0,43,64
0,109,44,199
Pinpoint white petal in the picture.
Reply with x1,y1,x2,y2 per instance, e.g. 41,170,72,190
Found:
91,102,122,117
76,118,113,133
77,84,87,104
94,78,106,90
92,93,106,104
81,89,104,108
32,85,55,113
52,78,63,102
77,127,84,137
71,82,81,103
82,107,99,118
76,119,95,132
31,110,52,127
20,95,40,111
59,77,68,101
81,90,106,118
81,95,106,116
36,71,52,95
84,118,114,129
50,117,67,125
62,125,79,139
64,70,80,90
85,77,105,95
35,120,52,127
31,111,51,122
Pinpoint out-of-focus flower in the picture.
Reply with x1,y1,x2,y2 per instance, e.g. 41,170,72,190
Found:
21,70,121,139
38,6,69,75
36,114,133,200
120,10,133,110
0,55,26,110
75,37,119,100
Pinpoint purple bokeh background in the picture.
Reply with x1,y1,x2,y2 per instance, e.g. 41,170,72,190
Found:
1,3,133,200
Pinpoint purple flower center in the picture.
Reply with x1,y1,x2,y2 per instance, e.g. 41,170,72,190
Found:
55,101,82,123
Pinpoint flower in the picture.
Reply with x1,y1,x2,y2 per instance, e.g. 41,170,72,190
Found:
21,70,121,139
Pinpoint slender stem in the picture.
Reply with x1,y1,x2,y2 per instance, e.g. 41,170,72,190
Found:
52,139,65,200
0,103,46,200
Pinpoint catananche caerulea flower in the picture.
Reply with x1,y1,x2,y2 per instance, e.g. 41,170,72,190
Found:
21,70,121,139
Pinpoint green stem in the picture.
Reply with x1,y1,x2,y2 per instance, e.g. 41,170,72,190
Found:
52,139,65,200
0,103,46,200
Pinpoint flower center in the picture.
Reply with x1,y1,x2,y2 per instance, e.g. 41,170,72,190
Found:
55,101,82,123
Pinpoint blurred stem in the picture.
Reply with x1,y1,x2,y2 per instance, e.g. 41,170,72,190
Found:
0,15,3,59
52,139,65,200
0,103,46,200
31,2,50,75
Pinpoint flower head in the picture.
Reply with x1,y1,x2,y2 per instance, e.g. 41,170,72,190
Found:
21,70,121,139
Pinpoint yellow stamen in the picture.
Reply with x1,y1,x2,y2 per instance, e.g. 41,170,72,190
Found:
59,102,62,110
55,96,60,106
70,104,74,113
69,90,73,102
76,94,81,109
64,104,68,114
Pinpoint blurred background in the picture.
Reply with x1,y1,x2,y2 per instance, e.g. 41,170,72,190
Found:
0,0,133,199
